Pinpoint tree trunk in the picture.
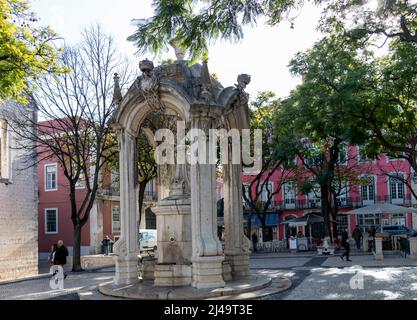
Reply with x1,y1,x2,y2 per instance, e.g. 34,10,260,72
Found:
331,194,339,240
72,224,83,272
247,213,253,240
138,180,148,228
320,185,330,238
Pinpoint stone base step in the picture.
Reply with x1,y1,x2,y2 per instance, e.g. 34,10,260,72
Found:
78,272,291,300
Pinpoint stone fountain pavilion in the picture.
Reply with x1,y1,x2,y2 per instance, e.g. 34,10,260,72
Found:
92,54,291,300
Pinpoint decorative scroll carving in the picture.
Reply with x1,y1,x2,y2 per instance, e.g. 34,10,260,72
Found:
112,237,128,256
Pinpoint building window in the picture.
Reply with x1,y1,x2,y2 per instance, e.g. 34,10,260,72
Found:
45,164,57,191
243,184,250,209
308,184,321,208
72,162,86,189
112,206,121,233
305,143,320,166
338,144,348,165
361,176,375,205
391,213,406,226
336,214,348,235
357,214,381,234
260,182,274,204
45,209,58,234
390,175,404,205
284,182,296,209
0,119,9,180
358,145,373,162
335,181,349,207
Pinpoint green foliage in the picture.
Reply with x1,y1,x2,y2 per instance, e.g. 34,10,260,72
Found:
0,0,63,101
250,91,280,166
349,39,417,170
128,0,318,63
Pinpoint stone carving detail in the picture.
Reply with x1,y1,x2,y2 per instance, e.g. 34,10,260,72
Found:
242,233,251,253
169,163,191,197
112,237,128,256
235,74,251,107
198,60,214,102
138,59,164,113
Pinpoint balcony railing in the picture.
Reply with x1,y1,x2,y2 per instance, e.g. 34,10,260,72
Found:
98,187,120,197
242,194,414,212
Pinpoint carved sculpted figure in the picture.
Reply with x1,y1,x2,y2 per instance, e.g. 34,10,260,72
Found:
139,59,164,113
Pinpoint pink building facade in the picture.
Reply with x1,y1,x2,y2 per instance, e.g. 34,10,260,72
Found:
241,145,415,243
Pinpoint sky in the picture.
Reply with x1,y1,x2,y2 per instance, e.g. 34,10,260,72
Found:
30,0,324,99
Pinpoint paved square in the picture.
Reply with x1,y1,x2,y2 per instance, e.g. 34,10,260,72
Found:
1,253,417,300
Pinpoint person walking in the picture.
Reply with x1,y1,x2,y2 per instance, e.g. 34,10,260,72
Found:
352,225,363,250
340,228,352,262
251,232,258,253
48,244,58,266
102,235,111,256
54,240,69,279
368,224,377,252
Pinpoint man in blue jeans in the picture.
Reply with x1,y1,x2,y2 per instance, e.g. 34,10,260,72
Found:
352,225,363,250
102,235,111,256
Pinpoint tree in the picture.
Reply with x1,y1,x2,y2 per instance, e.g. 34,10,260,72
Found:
346,38,417,199
10,25,132,272
0,0,62,101
128,0,324,63
242,92,295,239
274,34,372,239
320,0,417,47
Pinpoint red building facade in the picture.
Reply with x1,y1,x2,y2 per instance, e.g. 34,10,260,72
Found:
37,119,92,258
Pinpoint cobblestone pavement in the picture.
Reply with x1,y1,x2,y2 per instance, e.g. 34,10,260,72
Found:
1,253,417,300
256,251,417,300
0,268,114,300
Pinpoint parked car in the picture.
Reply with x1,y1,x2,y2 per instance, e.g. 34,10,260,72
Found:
376,225,417,237
138,229,157,252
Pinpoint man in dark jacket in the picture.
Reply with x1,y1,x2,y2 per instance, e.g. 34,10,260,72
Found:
54,240,69,278
251,233,258,253
340,228,352,262
352,225,363,250
102,235,111,256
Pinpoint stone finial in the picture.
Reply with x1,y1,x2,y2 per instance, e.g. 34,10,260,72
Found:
139,59,154,74
236,74,251,91
169,38,186,61
112,73,123,106
200,60,212,86
198,60,214,102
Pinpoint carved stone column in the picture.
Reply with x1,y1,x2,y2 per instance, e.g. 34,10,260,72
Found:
113,129,140,285
224,163,251,278
190,106,225,289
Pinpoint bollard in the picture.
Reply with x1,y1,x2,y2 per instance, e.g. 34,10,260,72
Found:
374,237,384,260
410,237,417,260
362,235,369,252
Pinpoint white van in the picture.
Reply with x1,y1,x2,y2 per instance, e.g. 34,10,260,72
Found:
139,229,157,252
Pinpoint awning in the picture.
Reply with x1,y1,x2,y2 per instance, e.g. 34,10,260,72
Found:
282,214,324,227
243,213,278,227
343,203,417,215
